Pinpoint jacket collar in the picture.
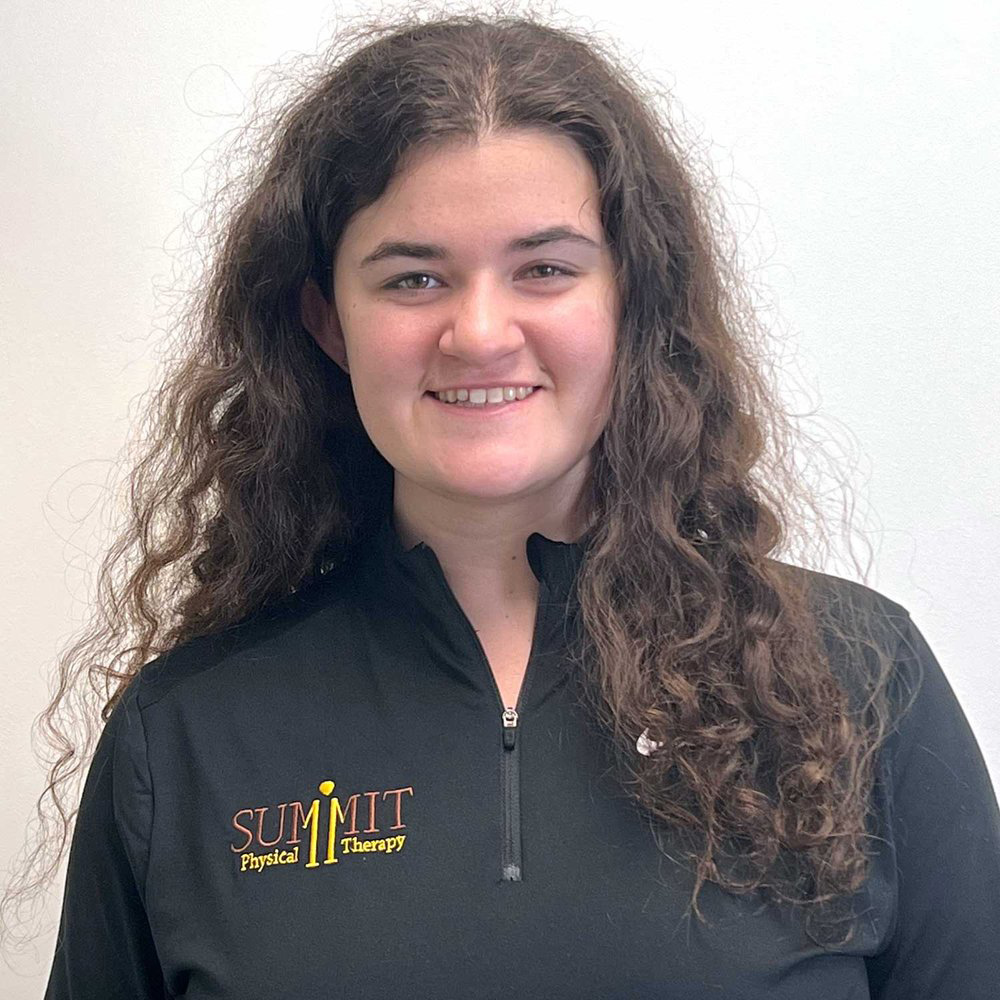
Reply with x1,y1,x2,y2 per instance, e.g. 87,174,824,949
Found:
352,511,592,706
368,510,591,600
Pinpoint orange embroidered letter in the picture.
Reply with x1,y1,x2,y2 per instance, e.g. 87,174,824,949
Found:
231,809,255,853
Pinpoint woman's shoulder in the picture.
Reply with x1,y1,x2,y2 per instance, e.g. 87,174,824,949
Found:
766,558,921,715
768,557,912,641
769,557,904,610
122,562,363,715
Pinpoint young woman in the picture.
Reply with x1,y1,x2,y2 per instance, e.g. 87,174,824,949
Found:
12,11,999,999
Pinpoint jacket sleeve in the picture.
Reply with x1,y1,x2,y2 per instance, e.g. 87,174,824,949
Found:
865,614,1000,998
44,686,167,999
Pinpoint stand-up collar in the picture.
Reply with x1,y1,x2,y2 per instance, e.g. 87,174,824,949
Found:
352,512,592,705
366,511,590,598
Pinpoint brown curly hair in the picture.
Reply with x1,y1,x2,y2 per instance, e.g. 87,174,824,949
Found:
4,1,905,955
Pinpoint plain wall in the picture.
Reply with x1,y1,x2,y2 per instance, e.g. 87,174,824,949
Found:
2,0,997,994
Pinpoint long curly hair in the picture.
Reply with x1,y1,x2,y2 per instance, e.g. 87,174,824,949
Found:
5,2,905,955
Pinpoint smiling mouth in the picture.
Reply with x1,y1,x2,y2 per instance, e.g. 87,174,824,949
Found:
423,388,543,411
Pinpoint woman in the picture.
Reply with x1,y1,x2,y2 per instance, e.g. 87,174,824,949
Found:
11,10,999,999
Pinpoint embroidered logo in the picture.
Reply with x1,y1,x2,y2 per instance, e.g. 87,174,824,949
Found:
636,727,663,756
230,778,414,874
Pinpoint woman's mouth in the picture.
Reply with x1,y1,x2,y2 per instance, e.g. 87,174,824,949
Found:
423,387,543,416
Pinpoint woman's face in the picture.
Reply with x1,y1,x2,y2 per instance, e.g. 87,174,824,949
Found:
301,128,620,518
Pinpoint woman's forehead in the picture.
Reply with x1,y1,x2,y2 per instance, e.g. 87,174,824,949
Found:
337,133,604,258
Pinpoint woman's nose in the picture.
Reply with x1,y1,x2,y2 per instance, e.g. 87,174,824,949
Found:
440,276,525,360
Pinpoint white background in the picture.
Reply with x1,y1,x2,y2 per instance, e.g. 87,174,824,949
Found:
2,0,997,994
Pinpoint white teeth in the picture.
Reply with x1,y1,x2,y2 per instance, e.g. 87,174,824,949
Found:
434,386,536,406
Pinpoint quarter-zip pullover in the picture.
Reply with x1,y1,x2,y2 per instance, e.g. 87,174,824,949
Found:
44,512,1000,998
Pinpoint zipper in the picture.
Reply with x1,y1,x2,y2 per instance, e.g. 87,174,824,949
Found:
422,554,551,883
500,706,522,880
490,584,552,883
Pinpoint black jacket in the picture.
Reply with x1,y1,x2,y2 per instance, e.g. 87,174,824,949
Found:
45,512,1000,998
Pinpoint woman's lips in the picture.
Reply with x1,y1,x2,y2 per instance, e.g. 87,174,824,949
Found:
424,388,543,415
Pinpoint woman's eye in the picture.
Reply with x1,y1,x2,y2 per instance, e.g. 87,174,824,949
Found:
383,273,437,292
385,273,443,291
524,263,575,280
383,264,575,292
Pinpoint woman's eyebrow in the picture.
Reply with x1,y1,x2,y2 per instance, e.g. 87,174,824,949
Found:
358,225,602,268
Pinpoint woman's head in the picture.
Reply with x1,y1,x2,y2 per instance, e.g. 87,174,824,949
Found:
301,127,619,528
212,11,739,544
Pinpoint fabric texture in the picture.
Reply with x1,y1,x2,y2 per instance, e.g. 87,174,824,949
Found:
45,512,1000,998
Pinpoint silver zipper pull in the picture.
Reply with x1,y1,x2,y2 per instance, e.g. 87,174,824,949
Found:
502,707,518,750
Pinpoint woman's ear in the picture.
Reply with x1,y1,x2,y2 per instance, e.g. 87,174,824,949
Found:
300,278,350,373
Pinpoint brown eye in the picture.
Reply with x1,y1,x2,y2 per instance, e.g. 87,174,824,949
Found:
384,273,443,291
524,264,575,279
